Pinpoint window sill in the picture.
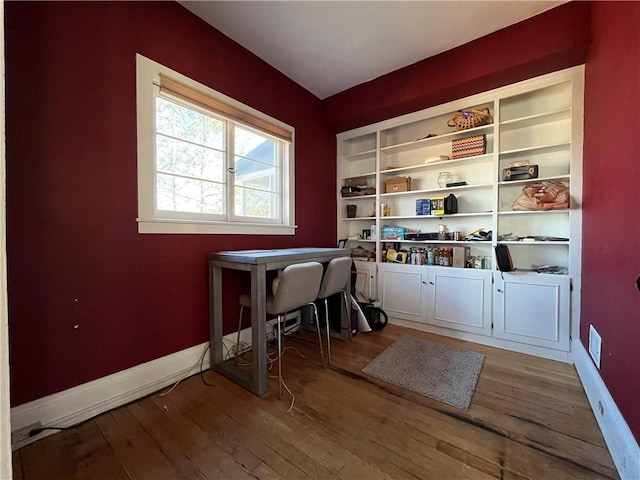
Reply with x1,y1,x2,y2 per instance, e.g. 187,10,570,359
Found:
137,218,297,235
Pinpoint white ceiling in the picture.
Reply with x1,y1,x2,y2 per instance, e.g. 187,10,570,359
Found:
179,1,566,99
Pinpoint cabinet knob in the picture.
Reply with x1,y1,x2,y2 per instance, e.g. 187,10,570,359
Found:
429,281,435,285
422,281,427,285
497,288,503,293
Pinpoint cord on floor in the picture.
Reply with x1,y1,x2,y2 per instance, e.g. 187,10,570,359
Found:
267,345,306,413
29,343,216,438
160,343,213,396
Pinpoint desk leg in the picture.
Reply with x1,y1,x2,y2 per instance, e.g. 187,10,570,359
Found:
251,264,268,395
209,263,223,366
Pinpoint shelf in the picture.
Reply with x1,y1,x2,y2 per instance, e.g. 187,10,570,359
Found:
499,141,570,156
499,108,571,129
380,153,493,174
341,148,376,162
340,194,376,201
337,67,581,285
498,174,570,186
346,238,376,243
380,212,492,220
380,183,493,198
380,124,493,155
498,209,569,215
341,171,376,180
380,239,493,245
498,240,569,246
340,217,376,221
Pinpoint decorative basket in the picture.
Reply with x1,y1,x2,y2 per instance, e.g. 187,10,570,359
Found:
447,108,493,130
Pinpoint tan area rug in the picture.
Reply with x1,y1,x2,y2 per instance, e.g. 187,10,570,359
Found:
362,336,485,410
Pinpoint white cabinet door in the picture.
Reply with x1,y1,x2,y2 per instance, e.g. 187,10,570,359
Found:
494,272,570,351
426,267,493,336
378,263,427,323
353,260,377,301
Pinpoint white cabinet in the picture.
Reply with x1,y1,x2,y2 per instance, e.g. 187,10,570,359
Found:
377,264,492,336
426,267,492,336
494,272,570,351
377,263,427,323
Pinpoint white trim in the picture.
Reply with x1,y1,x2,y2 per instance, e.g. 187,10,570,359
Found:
9,310,303,450
137,218,296,235
388,317,572,363
392,316,636,480
574,341,639,480
10,342,211,450
0,0,12,475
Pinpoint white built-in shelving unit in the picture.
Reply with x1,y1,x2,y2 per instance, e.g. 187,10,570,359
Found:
337,66,584,361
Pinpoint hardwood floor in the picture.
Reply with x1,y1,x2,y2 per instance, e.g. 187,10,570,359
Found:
13,325,619,479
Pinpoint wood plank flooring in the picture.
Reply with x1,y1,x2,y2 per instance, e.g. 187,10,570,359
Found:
13,325,619,479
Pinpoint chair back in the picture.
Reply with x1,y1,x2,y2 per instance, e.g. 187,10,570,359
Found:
267,262,323,314
317,256,352,299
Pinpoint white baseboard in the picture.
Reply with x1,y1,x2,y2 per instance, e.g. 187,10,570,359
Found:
388,317,572,363
574,340,639,480
390,316,637,479
10,341,211,450
10,312,302,450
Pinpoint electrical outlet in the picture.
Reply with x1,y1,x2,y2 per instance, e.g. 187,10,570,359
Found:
11,421,42,446
589,324,602,368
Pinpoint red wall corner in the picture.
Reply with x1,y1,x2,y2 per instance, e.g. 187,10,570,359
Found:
581,0,640,442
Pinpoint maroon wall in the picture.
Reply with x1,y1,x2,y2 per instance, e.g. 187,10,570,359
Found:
581,2,640,441
323,2,591,132
5,2,336,406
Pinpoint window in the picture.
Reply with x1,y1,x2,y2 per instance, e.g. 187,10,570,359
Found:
136,54,295,234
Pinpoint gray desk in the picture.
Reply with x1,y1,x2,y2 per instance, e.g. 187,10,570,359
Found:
208,247,351,396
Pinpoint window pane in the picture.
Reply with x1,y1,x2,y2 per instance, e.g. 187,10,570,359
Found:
157,173,224,214
235,186,279,219
233,126,281,220
156,96,224,150
235,158,279,193
156,135,224,182
235,126,276,166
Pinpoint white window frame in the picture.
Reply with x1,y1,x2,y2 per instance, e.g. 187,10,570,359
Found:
136,54,296,235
